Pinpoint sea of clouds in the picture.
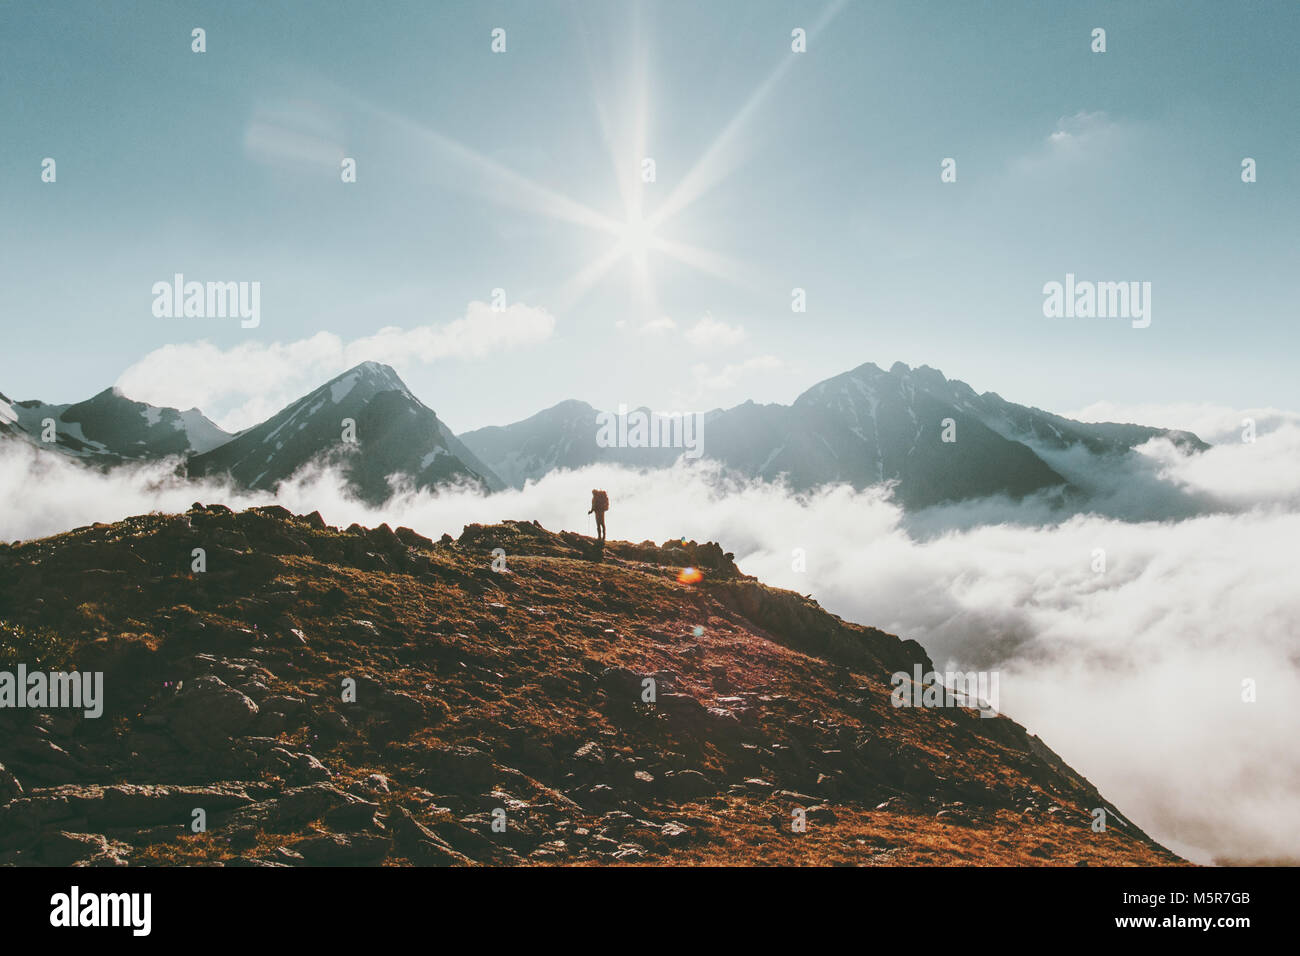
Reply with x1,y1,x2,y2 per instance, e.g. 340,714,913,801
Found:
1,414,1297,865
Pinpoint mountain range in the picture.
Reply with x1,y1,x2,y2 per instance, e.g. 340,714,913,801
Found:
0,360,1208,510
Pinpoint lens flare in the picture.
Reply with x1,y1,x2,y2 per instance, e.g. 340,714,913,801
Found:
677,566,703,584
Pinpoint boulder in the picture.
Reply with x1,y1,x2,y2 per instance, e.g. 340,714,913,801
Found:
167,676,259,749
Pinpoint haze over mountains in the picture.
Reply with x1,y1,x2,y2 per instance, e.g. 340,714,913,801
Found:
0,360,1208,512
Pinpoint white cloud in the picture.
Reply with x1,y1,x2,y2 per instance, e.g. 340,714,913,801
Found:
1013,110,1128,174
637,316,677,335
2,407,1299,865
244,102,346,171
1068,400,1300,446
114,301,555,431
1047,109,1114,148
684,315,746,348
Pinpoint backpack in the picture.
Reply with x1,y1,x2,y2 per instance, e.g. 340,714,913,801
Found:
593,490,609,511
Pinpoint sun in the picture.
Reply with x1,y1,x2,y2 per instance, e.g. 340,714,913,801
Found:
616,211,656,276
619,212,653,260
357,0,849,312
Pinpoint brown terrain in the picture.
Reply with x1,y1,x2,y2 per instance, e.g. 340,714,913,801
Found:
0,505,1183,866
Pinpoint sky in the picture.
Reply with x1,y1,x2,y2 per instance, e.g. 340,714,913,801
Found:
2,0,1297,433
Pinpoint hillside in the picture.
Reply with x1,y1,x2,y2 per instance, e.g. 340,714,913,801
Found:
0,508,1181,866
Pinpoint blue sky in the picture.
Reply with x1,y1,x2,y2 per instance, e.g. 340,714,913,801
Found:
2,0,1297,432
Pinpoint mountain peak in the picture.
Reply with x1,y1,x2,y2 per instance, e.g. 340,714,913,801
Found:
323,362,413,405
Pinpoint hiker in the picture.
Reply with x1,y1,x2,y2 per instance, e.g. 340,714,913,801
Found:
588,488,609,542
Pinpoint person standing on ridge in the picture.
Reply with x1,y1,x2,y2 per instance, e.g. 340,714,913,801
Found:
588,489,609,543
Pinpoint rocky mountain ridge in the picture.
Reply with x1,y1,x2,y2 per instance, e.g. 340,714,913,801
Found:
0,507,1180,866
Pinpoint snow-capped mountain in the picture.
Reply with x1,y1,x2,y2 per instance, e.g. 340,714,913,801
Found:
0,386,229,463
460,361,1210,509
2,359,1210,510
187,361,503,501
0,392,19,438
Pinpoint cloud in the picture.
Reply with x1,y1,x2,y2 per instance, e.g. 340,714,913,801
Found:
636,316,677,335
1013,110,1128,174
684,315,746,348
244,102,347,171
2,410,1298,865
1047,110,1115,148
114,301,555,432
1068,400,1300,446
690,355,782,393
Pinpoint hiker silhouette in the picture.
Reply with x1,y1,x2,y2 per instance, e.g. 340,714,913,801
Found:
588,489,609,543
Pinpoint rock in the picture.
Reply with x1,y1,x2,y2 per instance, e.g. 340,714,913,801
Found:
317,711,350,735
377,690,426,724
568,741,606,770
0,784,256,847
347,620,383,641
251,505,293,521
772,789,820,806
529,840,570,860
295,831,391,866
366,525,401,552
660,822,691,842
395,527,434,549
657,693,710,732
216,784,354,837
598,666,645,702
41,831,132,867
0,763,22,805
268,748,334,783
805,804,837,824
423,745,498,794
660,770,715,800
323,797,380,830
387,807,473,866
167,675,259,749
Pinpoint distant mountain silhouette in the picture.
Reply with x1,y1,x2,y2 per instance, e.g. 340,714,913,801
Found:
187,362,503,501
460,361,1208,508
0,386,228,464
1,360,1207,509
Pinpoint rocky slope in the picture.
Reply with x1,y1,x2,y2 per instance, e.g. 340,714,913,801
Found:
0,508,1181,866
